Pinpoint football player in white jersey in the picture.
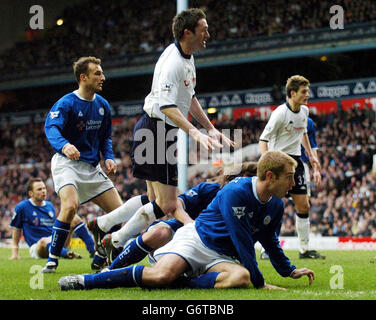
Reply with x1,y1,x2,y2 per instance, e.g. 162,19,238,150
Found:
259,75,325,259
92,8,235,256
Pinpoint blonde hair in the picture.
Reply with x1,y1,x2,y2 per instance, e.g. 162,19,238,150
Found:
285,75,310,98
257,151,297,181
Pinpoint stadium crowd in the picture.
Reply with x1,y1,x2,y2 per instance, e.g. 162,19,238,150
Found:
1,106,375,240
0,0,375,75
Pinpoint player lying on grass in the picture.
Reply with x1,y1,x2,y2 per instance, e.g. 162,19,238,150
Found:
59,151,315,291
88,161,257,268
101,162,258,270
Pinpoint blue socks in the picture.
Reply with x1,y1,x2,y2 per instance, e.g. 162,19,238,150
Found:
185,272,219,289
46,242,69,258
47,219,70,265
109,235,153,270
84,265,144,289
73,222,95,255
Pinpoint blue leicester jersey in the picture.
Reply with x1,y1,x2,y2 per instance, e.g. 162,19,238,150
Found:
178,182,221,220
301,117,318,163
195,177,296,289
159,182,222,232
10,200,56,247
44,91,114,166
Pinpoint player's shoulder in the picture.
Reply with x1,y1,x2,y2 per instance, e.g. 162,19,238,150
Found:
197,181,221,192
51,92,76,110
301,104,309,114
14,199,30,211
94,93,109,104
272,103,288,114
223,177,252,194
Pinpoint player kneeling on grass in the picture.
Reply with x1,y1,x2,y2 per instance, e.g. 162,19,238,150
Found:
9,178,86,260
98,161,257,270
59,151,314,291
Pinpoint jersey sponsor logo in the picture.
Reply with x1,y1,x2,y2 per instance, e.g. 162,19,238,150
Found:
49,111,60,119
32,217,39,226
232,207,247,219
77,121,86,131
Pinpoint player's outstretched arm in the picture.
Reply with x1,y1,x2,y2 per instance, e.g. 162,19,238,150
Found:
290,268,315,285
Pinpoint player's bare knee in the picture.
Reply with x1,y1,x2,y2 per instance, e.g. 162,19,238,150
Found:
152,269,175,287
36,238,49,258
230,269,250,288
159,202,177,217
61,201,79,217
146,227,172,247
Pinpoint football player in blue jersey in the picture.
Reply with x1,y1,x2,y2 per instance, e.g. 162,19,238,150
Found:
9,178,84,260
59,151,315,291
101,161,258,269
43,57,123,272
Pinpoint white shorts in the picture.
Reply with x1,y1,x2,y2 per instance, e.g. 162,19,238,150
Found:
51,153,114,204
29,243,39,259
29,236,52,259
152,222,239,277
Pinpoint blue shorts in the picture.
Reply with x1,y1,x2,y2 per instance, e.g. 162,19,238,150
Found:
131,113,178,186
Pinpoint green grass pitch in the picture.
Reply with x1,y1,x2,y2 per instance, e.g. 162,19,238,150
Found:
1,248,375,300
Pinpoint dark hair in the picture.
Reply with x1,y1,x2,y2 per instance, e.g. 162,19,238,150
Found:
26,178,43,193
285,75,310,98
73,56,101,83
209,161,258,187
172,8,206,41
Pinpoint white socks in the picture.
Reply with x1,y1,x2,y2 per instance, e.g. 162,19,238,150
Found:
97,195,146,233
111,202,157,248
296,215,310,254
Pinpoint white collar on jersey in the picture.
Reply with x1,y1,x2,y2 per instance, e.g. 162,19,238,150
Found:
29,199,46,207
252,176,272,204
73,90,96,101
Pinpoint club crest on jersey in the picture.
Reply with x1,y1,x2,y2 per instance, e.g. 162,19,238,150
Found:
48,211,54,218
263,215,271,225
233,207,246,219
78,111,83,117
99,108,104,116
50,111,60,119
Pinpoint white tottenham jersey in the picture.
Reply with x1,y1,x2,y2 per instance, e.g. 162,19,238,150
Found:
143,42,196,127
259,102,308,156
